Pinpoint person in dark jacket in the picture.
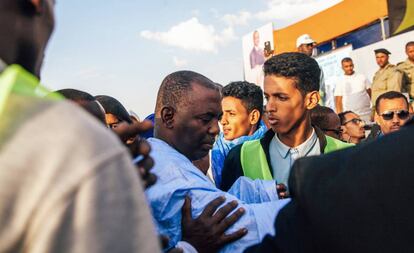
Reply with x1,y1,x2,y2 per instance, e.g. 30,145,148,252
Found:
245,119,414,253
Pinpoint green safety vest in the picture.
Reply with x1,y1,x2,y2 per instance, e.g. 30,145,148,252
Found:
0,64,62,118
240,135,353,180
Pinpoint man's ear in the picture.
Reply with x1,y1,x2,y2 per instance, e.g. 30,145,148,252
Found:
374,111,380,124
248,109,260,125
305,91,320,110
340,125,347,134
160,106,175,129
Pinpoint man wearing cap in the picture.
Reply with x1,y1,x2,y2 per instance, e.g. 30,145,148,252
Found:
296,34,327,106
397,41,414,102
371,48,404,107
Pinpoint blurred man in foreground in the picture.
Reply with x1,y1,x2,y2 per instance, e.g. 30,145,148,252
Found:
0,1,160,252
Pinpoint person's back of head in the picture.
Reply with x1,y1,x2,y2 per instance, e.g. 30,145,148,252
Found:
95,95,132,128
220,81,263,140
55,89,106,125
57,88,95,104
310,105,341,139
0,0,55,77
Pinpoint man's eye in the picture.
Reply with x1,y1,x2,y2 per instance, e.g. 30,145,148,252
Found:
278,95,288,101
199,117,212,123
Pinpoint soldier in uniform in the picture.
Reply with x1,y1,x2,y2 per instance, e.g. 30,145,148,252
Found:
371,48,404,107
397,41,414,103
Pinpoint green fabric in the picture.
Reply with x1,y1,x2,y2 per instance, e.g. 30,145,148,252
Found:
240,134,353,180
240,139,272,180
324,135,354,153
0,64,62,118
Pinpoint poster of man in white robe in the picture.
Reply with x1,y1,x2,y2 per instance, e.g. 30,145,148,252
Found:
242,23,274,89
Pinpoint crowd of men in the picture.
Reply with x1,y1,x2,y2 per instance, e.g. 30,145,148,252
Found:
1,1,414,253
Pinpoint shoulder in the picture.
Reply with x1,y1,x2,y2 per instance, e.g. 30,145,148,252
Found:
226,143,243,162
15,101,126,165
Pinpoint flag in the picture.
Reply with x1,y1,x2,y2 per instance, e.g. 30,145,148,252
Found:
387,0,414,35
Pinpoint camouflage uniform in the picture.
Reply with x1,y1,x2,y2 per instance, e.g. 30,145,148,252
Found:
371,64,403,105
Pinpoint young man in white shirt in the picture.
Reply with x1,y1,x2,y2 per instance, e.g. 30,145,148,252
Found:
335,57,372,122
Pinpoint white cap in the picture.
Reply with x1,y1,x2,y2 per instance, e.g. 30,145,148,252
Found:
296,34,316,48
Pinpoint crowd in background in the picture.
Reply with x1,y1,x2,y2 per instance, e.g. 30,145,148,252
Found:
2,1,414,253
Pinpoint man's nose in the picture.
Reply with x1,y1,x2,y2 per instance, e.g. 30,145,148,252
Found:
220,114,227,125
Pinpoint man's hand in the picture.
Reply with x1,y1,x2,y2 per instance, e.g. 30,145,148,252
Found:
112,120,156,188
276,183,289,199
181,196,247,253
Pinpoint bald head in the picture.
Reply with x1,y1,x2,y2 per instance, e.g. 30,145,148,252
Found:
155,70,220,116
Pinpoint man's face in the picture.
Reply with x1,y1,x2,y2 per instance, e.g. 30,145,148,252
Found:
253,32,260,47
375,53,389,68
342,61,354,75
342,112,365,140
376,98,410,134
172,83,221,161
406,45,414,62
264,75,309,135
298,43,314,57
220,96,254,140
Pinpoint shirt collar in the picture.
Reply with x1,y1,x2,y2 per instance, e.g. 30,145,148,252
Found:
273,128,317,158
148,137,192,162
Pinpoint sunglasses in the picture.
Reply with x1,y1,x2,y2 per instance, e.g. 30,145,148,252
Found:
380,110,410,121
342,118,365,125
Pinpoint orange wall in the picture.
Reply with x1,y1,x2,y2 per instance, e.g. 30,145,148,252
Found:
273,0,388,53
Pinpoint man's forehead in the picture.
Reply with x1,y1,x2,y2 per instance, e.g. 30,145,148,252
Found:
345,112,358,120
379,98,408,111
375,53,388,57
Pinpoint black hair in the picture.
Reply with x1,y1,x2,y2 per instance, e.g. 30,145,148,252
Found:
222,81,263,116
375,91,409,113
57,88,95,103
341,57,353,64
338,111,354,125
310,105,337,129
406,41,414,49
155,70,219,114
263,52,320,95
95,95,132,124
54,89,106,125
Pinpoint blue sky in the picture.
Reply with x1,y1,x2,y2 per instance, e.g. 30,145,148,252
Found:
41,0,341,118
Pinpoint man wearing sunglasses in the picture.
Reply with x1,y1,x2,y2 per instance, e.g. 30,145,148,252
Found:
374,91,411,136
338,111,366,144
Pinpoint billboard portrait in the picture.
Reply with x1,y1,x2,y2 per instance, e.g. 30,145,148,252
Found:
242,23,274,89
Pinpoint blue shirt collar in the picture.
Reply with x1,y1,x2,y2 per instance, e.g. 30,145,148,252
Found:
273,128,317,158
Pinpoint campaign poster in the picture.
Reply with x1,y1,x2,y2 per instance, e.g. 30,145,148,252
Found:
242,23,274,90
